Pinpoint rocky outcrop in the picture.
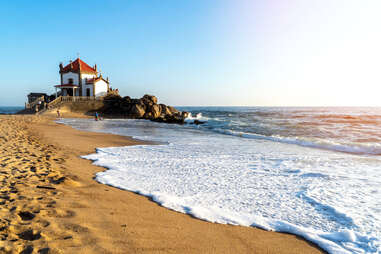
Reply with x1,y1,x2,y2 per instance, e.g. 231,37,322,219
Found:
100,94,189,124
131,104,145,118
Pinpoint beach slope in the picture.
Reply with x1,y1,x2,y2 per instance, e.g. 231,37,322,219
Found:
0,115,325,253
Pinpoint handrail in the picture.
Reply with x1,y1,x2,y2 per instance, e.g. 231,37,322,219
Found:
26,95,45,109
46,96,63,109
60,96,105,102
46,95,105,110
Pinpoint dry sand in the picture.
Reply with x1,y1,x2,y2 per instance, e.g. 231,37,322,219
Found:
0,115,326,254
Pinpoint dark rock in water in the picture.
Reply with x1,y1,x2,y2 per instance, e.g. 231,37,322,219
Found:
193,120,206,125
167,114,186,124
152,112,186,124
181,111,189,118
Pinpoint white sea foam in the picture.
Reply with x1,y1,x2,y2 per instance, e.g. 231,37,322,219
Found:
185,113,381,155
59,118,381,254
184,112,208,123
219,129,381,155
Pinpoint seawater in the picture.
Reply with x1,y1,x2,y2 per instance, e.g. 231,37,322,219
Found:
59,107,381,254
0,106,23,114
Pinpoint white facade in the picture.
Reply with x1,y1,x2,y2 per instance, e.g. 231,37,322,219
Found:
62,72,79,85
81,73,97,96
61,72,108,97
83,84,94,97
94,79,108,97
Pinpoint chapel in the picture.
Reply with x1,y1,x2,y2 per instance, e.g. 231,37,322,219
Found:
55,58,110,97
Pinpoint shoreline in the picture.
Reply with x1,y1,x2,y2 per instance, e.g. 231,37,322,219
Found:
0,115,325,253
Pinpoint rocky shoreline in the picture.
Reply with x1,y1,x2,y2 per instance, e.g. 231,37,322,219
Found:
19,93,193,124
99,94,189,124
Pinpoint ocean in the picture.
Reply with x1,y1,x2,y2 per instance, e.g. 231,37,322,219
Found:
58,107,381,254
0,106,23,114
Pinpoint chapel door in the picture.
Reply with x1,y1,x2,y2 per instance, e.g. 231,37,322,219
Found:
86,88,91,97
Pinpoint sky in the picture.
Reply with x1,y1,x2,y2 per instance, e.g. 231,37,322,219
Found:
1,0,381,107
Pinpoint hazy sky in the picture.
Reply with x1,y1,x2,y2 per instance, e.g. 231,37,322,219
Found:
1,0,381,106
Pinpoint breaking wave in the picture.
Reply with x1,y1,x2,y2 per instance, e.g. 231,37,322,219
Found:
184,108,381,155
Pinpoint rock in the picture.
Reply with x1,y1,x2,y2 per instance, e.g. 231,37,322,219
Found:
131,98,142,105
98,93,188,123
159,104,172,115
131,104,145,118
104,94,122,101
150,104,161,118
138,99,146,106
143,94,158,104
193,120,205,125
152,113,185,124
182,111,189,118
167,106,179,114
121,104,132,112
143,112,153,119
166,114,185,124
123,96,131,103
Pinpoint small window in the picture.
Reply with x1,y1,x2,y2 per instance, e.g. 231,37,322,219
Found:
68,78,73,84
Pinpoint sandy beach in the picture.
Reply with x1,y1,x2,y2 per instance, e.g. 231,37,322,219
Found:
0,115,325,254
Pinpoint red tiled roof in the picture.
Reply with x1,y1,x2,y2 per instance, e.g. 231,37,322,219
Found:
61,58,97,74
86,76,109,84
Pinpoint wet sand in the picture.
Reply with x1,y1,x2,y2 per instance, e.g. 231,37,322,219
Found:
0,115,325,253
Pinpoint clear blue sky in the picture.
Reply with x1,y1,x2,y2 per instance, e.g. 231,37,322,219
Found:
1,0,381,106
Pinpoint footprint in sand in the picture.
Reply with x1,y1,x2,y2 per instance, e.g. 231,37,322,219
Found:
17,229,41,241
35,219,50,228
20,245,34,254
18,211,36,221
63,223,89,234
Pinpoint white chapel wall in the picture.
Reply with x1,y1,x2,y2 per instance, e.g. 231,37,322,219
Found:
62,72,79,85
94,80,108,97
83,84,94,97
80,73,96,95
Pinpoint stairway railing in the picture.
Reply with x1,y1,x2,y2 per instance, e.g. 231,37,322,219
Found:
45,96,105,110
26,96,45,109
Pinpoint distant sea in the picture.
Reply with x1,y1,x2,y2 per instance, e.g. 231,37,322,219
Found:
57,107,381,253
0,106,23,114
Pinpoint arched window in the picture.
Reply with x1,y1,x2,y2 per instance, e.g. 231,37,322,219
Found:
68,78,73,84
